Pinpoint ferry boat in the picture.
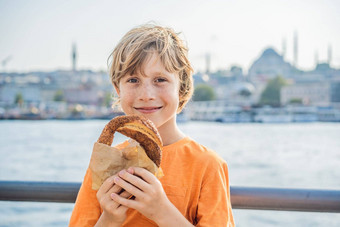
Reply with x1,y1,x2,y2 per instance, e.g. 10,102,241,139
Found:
188,101,252,123
317,106,340,122
254,106,292,123
287,106,318,122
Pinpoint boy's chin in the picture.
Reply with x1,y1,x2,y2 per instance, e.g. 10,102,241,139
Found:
127,112,155,122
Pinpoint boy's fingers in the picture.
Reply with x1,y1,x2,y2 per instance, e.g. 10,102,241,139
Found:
107,184,124,196
127,167,134,174
101,187,131,211
118,170,149,191
114,176,143,198
129,167,156,184
97,177,112,197
119,190,132,199
97,174,119,197
111,193,138,210
117,204,129,213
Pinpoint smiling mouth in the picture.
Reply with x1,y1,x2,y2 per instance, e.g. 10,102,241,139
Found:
134,107,162,113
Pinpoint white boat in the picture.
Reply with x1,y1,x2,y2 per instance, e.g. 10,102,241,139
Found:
254,107,292,123
287,106,318,122
317,107,340,122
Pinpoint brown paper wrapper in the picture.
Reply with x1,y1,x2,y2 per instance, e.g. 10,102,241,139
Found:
89,139,163,190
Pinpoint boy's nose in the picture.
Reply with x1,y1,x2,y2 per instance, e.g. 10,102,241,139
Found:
138,83,155,101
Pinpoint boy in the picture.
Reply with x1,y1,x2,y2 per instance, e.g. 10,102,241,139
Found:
69,24,234,226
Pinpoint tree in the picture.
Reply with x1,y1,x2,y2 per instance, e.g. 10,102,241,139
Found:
193,84,216,101
54,90,64,102
289,98,303,104
259,76,287,106
15,93,24,106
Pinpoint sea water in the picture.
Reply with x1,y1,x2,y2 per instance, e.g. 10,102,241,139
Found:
0,120,339,226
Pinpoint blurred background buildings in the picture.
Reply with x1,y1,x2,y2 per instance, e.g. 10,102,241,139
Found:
1,43,339,122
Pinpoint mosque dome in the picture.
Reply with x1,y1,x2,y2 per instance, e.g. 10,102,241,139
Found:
248,47,294,81
261,48,281,58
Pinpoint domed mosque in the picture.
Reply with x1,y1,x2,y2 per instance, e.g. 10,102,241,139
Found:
248,47,294,85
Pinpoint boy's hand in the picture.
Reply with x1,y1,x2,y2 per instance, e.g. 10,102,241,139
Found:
95,172,132,226
111,167,173,224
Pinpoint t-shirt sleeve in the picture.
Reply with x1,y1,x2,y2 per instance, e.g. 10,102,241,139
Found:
69,168,102,227
195,162,235,227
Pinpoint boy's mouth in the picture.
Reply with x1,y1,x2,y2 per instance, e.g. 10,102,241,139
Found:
134,106,162,114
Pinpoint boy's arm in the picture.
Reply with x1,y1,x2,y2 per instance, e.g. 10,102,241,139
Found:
69,168,101,227
151,199,194,227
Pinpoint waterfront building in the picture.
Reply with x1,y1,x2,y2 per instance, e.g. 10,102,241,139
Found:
331,81,340,103
0,75,44,105
280,82,330,106
64,87,100,105
215,82,256,105
193,64,255,105
186,100,252,123
280,61,340,107
0,70,112,105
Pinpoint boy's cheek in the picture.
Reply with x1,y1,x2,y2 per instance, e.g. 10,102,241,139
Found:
120,91,134,101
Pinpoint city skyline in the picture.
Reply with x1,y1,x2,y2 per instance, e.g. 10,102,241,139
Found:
1,0,340,73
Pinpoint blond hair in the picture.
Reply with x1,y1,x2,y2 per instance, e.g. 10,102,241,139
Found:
108,24,193,113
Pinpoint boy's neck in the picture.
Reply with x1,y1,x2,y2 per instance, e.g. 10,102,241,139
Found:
157,119,186,146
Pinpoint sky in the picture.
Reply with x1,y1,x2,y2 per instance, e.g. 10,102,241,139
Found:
1,0,340,74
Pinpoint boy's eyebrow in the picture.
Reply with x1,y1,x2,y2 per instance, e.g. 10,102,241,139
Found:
131,71,171,77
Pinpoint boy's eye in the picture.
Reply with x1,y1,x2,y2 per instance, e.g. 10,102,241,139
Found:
155,78,167,83
127,78,138,83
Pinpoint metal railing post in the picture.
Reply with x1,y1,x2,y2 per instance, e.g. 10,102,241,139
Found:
0,181,80,203
1,181,340,212
230,186,340,212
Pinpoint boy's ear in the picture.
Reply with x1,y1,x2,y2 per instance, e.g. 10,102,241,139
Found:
114,86,120,96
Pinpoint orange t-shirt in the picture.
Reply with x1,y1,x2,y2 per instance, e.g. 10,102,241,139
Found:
69,137,235,226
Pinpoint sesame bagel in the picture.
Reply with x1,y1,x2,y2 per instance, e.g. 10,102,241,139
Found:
97,115,162,167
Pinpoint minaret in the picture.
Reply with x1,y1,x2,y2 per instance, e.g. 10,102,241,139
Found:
282,37,287,60
293,31,298,68
72,43,77,71
328,44,332,66
205,52,211,74
314,50,319,66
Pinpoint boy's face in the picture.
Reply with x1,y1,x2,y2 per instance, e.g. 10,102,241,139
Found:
116,52,180,129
